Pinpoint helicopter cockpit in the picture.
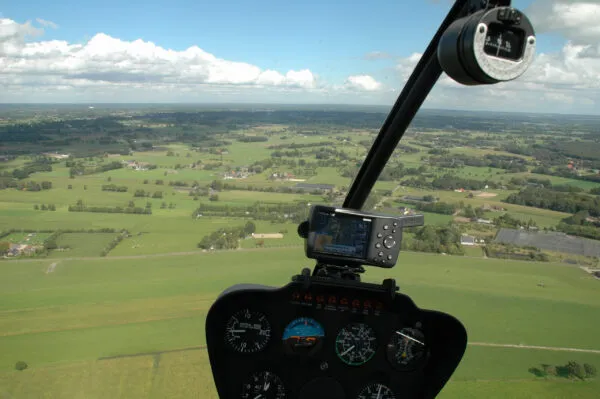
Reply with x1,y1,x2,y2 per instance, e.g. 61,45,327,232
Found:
206,1,537,397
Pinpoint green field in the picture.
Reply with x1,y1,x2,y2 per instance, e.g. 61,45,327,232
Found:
0,249,598,398
49,233,120,258
2,113,600,398
1,232,51,246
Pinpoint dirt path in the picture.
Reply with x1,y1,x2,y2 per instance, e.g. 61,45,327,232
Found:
469,342,600,354
46,262,58,273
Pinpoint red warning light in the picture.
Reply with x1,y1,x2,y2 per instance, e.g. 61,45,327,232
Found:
351,299,361,308
340,297,349,306
316,295,325,304
363,300,372,309
328,296,337,305
304,293,313,302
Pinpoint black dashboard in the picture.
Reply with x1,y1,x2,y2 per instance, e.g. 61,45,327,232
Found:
206,272,467,399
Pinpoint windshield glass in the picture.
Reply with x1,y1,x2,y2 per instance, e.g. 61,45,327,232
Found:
1,1,599,398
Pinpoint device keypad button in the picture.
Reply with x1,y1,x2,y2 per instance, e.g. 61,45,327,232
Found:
383,236,396,249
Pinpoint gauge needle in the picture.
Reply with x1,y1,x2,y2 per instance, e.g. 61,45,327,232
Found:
263,382,270,391
230,330,246,333
340,345,355,356
377,384,382,399
396,331,425,346
253,395,262,399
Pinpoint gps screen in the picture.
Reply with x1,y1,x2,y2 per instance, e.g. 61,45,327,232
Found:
312,210,372,259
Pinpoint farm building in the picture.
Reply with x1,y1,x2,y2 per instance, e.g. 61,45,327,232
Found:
460,235,476,246
494,228,600,258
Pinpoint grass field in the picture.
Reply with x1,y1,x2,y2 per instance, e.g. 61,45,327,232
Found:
2,126,600,398
0,249,598,398
49,233,120,258
2,232,51,246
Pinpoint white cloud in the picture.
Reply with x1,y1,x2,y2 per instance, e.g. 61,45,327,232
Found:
364,51,393,60
0,17,324,102
344,75,383,91
35,18,58,29
528,1,600,45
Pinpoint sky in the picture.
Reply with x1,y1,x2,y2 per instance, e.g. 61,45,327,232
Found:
1,0,599,114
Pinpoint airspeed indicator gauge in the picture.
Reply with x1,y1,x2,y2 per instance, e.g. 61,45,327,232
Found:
357,383,395,399
225,309,271,353
335,322,377,366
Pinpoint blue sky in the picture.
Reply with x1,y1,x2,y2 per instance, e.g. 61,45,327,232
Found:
3,0,544,83
1,0,599,114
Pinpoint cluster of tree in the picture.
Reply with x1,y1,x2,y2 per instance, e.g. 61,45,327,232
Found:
431,174,497,191
428,148,450,155
189,187,210,198
402,224,464,255
414,201,456,215
461,204,485,219
33,204,56,211
591,187,600,195
267,141,333,150
68,200,152,215
69,161,123,177
557,223,600,241
193,202,310,223
556,210,600,240
427,153,529,171
197,222,257,250
219,182,317,195
493,213,537,229
398,144,419,153
237,135,268,142
168,181,189,187
160,202,176,209
100,232,127,257
505,187,600,216
530,361,596,380
531,165,600,183
133,189,163,198
0,180,53,191
102,184,128,192
6,160,53,179
485,243,549,262
271,149,302,158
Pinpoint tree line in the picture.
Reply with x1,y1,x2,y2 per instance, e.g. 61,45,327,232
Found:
0,180,52,191
68,199,152,215
505,187,600,217
193,202,309,223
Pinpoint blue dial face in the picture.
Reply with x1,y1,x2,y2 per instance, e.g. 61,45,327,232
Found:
282,318,325,355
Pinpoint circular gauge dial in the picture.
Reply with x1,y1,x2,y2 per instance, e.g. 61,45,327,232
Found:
241,371,285,399
386,327,427,370
282,317,325,355
225,309,271,353
357,383,395,399
335,322,377,366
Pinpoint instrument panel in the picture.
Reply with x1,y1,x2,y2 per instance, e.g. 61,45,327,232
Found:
206,278,467,399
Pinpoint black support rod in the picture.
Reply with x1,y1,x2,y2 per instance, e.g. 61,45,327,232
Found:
343,0,472,210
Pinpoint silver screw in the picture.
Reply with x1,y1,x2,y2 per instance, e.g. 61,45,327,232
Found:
320,361,328,371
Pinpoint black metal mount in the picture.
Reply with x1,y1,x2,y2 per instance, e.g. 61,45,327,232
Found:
292,267,399,301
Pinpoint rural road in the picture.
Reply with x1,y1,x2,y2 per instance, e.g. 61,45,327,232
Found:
1,246,579,265
99,342,600,360
469,342,600,354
